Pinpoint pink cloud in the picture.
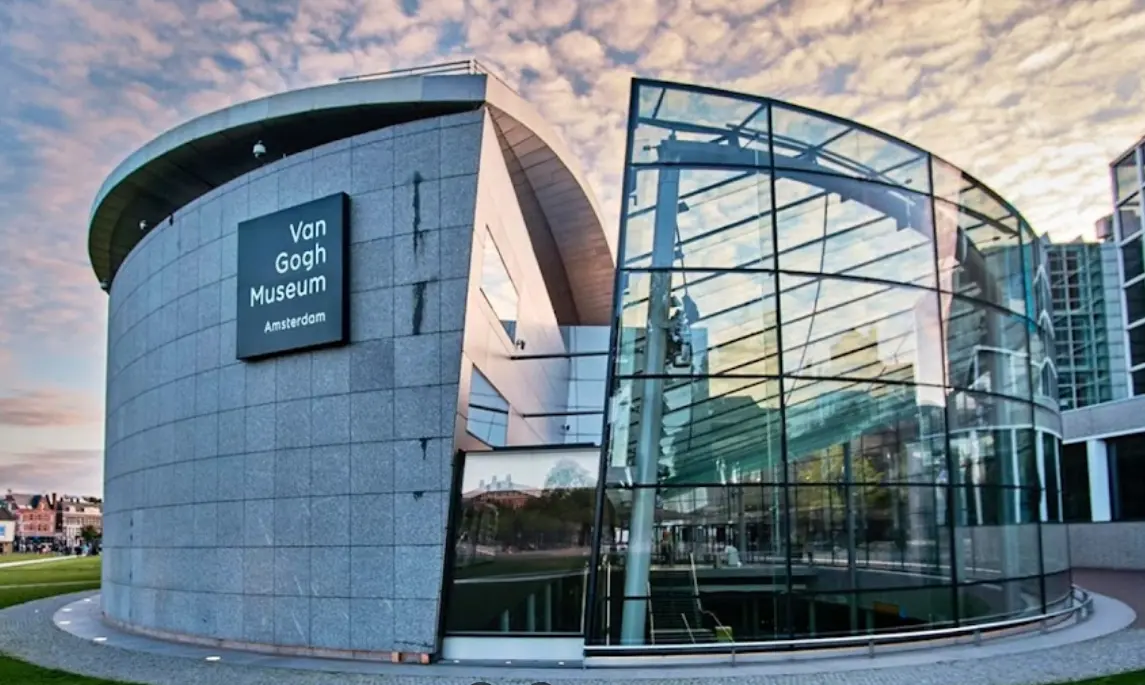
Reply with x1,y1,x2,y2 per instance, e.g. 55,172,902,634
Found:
0,390,101,428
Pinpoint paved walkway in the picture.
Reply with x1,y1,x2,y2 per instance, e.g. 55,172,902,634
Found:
1072,568,1145,629
0,555,76,570
0,589,1143,685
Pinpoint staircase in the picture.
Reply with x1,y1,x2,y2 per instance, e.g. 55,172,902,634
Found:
648,566,720,644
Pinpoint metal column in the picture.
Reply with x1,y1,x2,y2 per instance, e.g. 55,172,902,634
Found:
843,441,859,631
619,165,680,645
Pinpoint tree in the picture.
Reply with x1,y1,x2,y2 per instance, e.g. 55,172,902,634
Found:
80,525,100,545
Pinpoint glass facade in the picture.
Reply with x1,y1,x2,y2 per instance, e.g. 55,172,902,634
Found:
480,227,520,342
1047,238,1128,409
586,80,1066,647
1111,144,1145,395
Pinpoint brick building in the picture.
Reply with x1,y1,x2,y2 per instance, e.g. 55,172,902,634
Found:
56,497,103,547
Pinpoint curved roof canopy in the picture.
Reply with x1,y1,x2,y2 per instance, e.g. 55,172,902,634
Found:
88,68,615,325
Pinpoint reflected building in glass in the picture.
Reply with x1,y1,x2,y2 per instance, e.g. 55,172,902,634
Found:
585,79,1068,648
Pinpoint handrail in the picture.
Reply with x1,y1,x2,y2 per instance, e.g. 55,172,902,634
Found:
604,554,612,644
690,553,726,630
588,585,1092,656
681,613,697,644
336,58,521,97
580,562,589,633
689,553,700,598
647,581,655,645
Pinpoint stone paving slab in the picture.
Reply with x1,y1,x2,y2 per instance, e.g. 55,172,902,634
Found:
1073,569,1145,629
3,591,1145,685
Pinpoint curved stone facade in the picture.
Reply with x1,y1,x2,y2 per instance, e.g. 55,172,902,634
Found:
100,110,484,655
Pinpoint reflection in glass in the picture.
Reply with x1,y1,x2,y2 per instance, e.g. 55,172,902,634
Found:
1117,197,1143,241
467,370,510,446
480,229,519,341
774,172,936,288
589,79,1064,648
1114,152,1141,203
779,276,944,386
445,449,600,634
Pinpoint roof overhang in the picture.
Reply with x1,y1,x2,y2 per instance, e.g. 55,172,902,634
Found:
87,71,615,325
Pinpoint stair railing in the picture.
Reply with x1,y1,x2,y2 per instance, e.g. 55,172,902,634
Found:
689,553,728,633
647,580,655,644
580,560,589,633
604,555,612,644
681,612,697,643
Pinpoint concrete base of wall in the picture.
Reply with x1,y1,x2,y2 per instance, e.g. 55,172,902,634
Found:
1067,522,1145,570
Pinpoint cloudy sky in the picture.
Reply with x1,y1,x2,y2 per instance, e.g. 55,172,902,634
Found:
0,0,1142,495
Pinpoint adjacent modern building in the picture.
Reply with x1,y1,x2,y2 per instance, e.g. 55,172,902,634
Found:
1045,220,1129,410
1111,137,1145,394
1045,137,1145,570
92,63,1070,663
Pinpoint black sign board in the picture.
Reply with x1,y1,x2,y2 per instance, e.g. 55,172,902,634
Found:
235,192,350,360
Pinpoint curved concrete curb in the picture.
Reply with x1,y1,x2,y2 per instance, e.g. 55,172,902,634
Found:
1,590,1144,685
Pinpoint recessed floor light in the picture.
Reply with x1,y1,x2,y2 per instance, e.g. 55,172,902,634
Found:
59,621,71,626
62,608,72,613
93,637,107,643
205,656,221,662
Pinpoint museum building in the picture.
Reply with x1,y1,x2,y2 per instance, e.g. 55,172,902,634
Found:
92,61,1072,664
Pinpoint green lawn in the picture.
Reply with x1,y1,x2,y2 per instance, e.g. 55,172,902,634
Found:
0,557,102,588
0,553,64,565
0,555,134,684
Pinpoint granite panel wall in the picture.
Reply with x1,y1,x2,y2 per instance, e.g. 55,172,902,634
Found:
100,109,484,655
1067,521,1145,570
1062,394,1145,441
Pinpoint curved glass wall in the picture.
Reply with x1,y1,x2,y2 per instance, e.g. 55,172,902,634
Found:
586,80,1067,648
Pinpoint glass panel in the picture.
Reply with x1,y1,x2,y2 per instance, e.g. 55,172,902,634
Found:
932,160,1017,226
790,482,952,586
467,370,509,446
942,295,1031,398
934,198,1025,312
632,85,769,165
947,390,1034,492
445,449,598,634
622,168,775,271
1030,325,1056,408
1041,524,1069,574
1060,442,1091,523
953,521,1041,581
771,104,928,192
590,483,793,645
1123,236,1144,281
604,375,785,487
1044,571,1071,609
1131,326,1145,368
791,586,957,637
779,275,945,386
1126,281,1145,324
1114,152,1140,203
959,577,1040,624
617,270,779,378
480,230,518,341
1109,434,1145,521
774,171,936,288
1117,195,1143,240
1042,432,1061,523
